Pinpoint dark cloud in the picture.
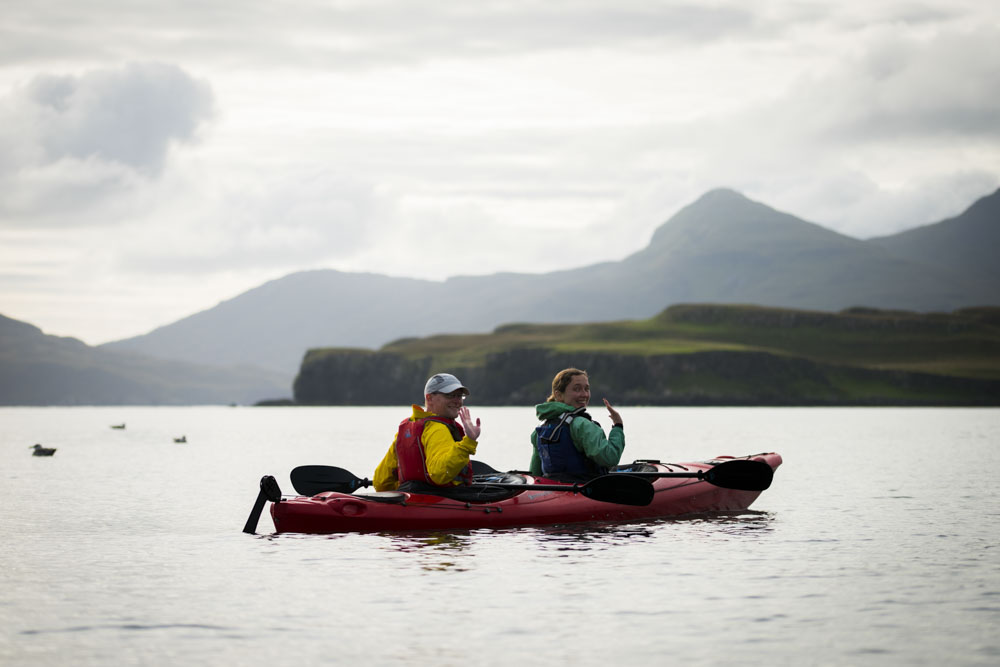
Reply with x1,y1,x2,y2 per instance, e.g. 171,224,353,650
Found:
0,62,213,223
23,62,214,172
822,27,1000,141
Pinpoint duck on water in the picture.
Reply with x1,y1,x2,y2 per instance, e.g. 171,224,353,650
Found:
30,444,56,456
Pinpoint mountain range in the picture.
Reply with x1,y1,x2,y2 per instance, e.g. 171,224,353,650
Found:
99,187,999,385
0,314,287,405
1,186,996,405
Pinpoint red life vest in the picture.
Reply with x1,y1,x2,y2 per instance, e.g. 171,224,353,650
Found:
395,416,473,487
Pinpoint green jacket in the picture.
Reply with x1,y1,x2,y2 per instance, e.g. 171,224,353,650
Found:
529,401,625,476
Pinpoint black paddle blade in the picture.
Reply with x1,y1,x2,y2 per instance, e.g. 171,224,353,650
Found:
581,475,655,506
290,465,370,496
261,474,282,502
242,488,267,534
469,459,501,475
704,459,773,491
243,475,280,534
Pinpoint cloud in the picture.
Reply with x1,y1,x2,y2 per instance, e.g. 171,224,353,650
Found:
811,27,1000,142
28,63,213,169
107,168,399,275
758,24,1000,233
0,62,214,225
0,1,760,71
570,18,1000,238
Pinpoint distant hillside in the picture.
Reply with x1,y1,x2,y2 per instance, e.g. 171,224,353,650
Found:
868,187,1000,283
101,271,434,387
101,188,1000,382
293,304,1000,406
0,314,288,405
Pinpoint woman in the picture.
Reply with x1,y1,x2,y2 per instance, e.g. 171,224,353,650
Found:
529,368,625,481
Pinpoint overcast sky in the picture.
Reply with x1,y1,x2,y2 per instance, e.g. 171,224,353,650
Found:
1,1,998,345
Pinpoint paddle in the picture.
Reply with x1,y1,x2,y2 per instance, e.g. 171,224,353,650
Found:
469,458,772,491
469,459,501,476
242,475,282,534
291,465,372,495
289,465,654,507
621,459,773,491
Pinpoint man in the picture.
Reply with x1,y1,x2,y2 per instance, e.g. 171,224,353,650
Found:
373,373,482,494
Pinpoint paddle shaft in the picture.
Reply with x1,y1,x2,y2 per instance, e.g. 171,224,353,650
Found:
290,465,654,506
479,482,598,492
474,458,772,492
291,465,598,496
621,471,709,479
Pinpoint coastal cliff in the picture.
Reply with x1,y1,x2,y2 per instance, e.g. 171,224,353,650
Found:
292,305,1000,406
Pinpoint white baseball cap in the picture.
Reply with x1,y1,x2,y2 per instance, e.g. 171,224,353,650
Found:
424,373,470,396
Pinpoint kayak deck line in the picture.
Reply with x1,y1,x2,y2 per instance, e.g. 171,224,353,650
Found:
311,492,518,514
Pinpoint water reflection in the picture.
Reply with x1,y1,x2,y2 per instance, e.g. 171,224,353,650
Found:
260,509,775,551
262,529,478,571
525,523,657,552
21,622,234,636
380,532,474,572
526,510,776,551
260,532,353,543
656,510,776,536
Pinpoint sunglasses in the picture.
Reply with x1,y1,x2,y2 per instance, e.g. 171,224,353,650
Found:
435,390,467,399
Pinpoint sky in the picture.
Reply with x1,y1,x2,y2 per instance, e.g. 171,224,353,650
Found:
1,1,998,346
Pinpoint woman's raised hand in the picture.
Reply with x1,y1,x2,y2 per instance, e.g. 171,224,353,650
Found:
603,398,623,426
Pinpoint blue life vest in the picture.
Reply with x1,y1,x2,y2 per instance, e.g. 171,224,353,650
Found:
535,408,606,479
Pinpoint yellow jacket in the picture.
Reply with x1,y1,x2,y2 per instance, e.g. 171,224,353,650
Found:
373,405,478,491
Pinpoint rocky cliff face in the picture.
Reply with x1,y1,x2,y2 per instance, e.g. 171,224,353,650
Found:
293,350,433,405
293,347,1000,406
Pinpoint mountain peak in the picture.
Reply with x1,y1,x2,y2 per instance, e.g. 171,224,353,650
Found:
665,188,783,226
962,186,1000,220
645,187,849,252
695,187,752,203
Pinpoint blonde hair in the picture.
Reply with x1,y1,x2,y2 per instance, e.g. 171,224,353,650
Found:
547,368,588,402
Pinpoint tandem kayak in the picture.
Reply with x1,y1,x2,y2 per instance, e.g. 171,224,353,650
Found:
245,453,782,535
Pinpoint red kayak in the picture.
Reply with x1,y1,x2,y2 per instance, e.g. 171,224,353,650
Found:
256,453,782,534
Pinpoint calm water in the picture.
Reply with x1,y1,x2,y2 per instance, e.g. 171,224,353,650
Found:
1,406,997,666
